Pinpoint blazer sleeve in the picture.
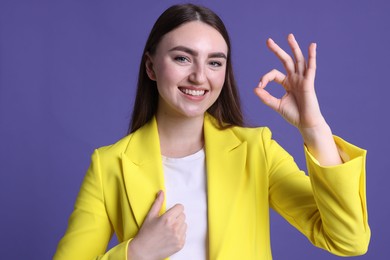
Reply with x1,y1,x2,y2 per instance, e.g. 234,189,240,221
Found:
264,128,370,256
54,149,131,260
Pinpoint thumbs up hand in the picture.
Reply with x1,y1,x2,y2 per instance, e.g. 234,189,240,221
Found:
128,191,187,260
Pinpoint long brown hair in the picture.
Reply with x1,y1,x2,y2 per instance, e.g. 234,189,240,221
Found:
129,4,243,134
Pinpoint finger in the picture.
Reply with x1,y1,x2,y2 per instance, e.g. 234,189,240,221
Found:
267,38,295,74
175,222,187,250
254,87,281,112
177,220,187,237
175,214,187,235
146,190,164,219
259,69,286,88
287,34,306,74
164,203,185,220
175,212,186,224
254,69,286,111
306,43,317,81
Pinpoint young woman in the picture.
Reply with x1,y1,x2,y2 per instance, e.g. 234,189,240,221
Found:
54,4,370,260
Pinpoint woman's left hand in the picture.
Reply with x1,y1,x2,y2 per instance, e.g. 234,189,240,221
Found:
254,34,325,131
255,34,343,166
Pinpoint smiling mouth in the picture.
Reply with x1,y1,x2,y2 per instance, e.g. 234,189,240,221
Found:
179,87,207,96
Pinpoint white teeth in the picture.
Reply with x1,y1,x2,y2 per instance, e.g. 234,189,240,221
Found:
181,88,205,96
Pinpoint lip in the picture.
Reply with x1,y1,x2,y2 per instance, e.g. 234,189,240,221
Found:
178,86,209,100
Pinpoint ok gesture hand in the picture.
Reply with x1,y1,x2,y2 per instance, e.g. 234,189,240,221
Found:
255,34,343,166
255,34,323,131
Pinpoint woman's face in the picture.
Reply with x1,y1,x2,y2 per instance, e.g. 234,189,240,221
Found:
146,21,228,119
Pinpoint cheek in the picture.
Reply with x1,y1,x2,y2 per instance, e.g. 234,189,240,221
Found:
155,62,187,85
210,70,226,90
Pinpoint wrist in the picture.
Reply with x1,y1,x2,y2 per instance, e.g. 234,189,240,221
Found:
128,238,144,260
299,120,343,166
299,120,332,147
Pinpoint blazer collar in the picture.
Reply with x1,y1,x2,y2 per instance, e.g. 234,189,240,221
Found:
121,114,247,258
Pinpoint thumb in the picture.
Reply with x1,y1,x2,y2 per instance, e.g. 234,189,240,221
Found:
146,190,164,219
254,87,280,112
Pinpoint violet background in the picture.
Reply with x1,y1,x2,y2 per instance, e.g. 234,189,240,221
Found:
0,0,389,259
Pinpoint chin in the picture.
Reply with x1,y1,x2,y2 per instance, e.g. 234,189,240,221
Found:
180,108,208,118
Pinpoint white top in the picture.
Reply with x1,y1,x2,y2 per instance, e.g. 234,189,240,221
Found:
162,148,207,259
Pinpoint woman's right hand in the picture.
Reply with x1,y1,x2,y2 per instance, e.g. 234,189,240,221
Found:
128,191,187,260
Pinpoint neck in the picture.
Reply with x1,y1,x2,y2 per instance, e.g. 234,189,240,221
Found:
156,111,205,158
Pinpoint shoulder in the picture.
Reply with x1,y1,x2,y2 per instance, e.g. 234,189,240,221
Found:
204,114,277,155
91,117,158,163
228,126,276,158
93,134,133,159
227,125,273,143
205,113,273,143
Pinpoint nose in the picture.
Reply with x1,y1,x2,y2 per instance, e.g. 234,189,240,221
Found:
188,64,206,85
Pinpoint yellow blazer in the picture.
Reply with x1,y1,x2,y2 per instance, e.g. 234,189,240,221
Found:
54,114,370,259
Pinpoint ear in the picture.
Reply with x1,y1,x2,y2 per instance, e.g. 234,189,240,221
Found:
145,53,156,81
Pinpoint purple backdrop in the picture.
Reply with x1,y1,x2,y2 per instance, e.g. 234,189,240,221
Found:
0,0,388,259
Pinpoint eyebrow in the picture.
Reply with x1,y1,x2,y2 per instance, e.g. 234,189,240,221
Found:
169,46,227,59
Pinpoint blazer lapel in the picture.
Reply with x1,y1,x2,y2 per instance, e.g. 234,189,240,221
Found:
120,114,247,258
204,114,247,259
121,117,166,228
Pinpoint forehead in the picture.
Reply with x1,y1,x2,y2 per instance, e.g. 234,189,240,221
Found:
156,21,228,54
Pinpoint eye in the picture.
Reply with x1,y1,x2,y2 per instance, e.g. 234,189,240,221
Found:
209,61,223,67
174,56,190,63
